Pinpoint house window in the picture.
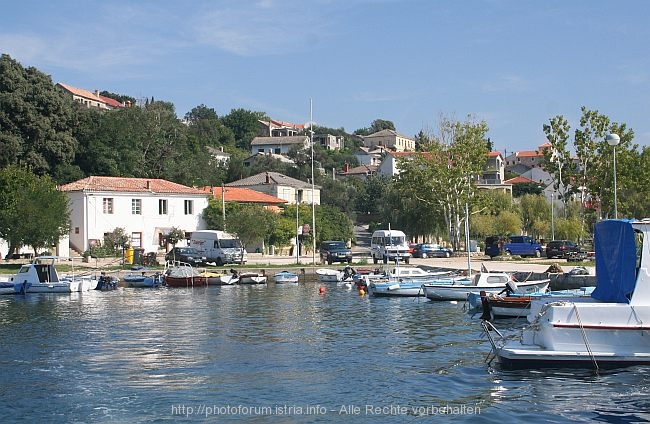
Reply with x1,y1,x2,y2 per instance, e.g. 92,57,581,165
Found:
274,148,281,154
258,149,264,153
75,227,79,234
131,232,142,248
132,199,142,215
184,200,194,215
159,199,168,215
103,198,114,214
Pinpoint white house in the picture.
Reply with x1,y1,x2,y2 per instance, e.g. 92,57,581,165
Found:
250,136,310,155
59,176,209,254
226,172,321,205
362,129,415,152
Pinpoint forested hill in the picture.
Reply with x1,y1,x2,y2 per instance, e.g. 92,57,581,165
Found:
0,54,364,187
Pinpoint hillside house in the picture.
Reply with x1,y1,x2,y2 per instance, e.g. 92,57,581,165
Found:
57,83,127,110
225,172,321,205
362,129,415,152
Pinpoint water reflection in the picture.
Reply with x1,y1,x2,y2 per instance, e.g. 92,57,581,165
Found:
0,283,649,422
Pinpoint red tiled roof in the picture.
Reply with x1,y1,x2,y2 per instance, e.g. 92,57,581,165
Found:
57,83,104,103
199,186,287,204
59,176,206,195
98,95,124,108
488,151,502,158
517,150,542,157
504,176,538,184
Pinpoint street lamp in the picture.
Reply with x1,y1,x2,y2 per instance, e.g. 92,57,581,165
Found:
606,133,620,219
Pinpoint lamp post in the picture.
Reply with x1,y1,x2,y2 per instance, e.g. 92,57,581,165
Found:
606,133,620,219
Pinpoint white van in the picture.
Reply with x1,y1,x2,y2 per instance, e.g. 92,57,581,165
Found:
370,229,411,264
189,230,247,266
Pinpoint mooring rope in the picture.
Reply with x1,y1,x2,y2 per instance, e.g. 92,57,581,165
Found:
573,303,599,373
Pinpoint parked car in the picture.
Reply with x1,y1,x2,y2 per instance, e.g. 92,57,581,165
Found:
319,240,353,265
485,235,543,258
412,243,453,258
165,247,206,266
546,240,587,261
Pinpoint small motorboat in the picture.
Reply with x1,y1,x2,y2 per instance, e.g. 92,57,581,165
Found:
123,273,163,288
164,266,206,287
94,274,120,291
238,272,267,285
274,270,299,284
9,256,94,294
483,219,650,370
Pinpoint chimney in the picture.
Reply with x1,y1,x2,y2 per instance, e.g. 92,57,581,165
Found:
265,172,270,184
94,90,100,97
146,180,151,190
343,163,349,173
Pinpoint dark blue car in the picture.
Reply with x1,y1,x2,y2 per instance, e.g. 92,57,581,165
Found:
412,243,453,258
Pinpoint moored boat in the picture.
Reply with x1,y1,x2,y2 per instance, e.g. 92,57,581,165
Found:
164,262,207,287
238,272,267,285
8,256,94,294
274,270,299,284
483,219,650,369
200,270,228,285
422,272,550,301
123,273,163,288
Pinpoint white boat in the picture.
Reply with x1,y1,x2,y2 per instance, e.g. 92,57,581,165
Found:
274,270,299,284
367,280,426,297
365,266,454,284
9,256,94,294
316,266,356,283
316,268,344,282
483,219,650,370
238,272,267,284
421,272,550,301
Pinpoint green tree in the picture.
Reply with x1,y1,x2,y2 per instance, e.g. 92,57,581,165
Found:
493,211,522,236
224,204,277,250
394,115,490,250
164,227,186,248
221,108,269,151
103,227,131,255
0,54,78,178
0,165,70,255
519,194,549,240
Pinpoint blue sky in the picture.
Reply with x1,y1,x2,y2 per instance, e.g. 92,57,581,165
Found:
2,0,650,153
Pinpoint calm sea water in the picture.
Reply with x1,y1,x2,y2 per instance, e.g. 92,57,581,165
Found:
1,278,650,423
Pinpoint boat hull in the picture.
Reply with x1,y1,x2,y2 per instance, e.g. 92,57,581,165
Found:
424,279,549,301
495,302,650,369
238,274,267,284
123,275,162,288
274,272,299,284
164,275,207,287
368,282,424,297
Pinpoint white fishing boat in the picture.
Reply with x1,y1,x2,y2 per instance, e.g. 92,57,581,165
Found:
274,270,299,284
367,280,427,297
316,268,344,282
483,219,650,370
238,272,267,284
315,266,356,283
421,272,550,301
9,256,94,294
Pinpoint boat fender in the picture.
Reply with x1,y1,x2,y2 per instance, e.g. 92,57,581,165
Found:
479,291,492,321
